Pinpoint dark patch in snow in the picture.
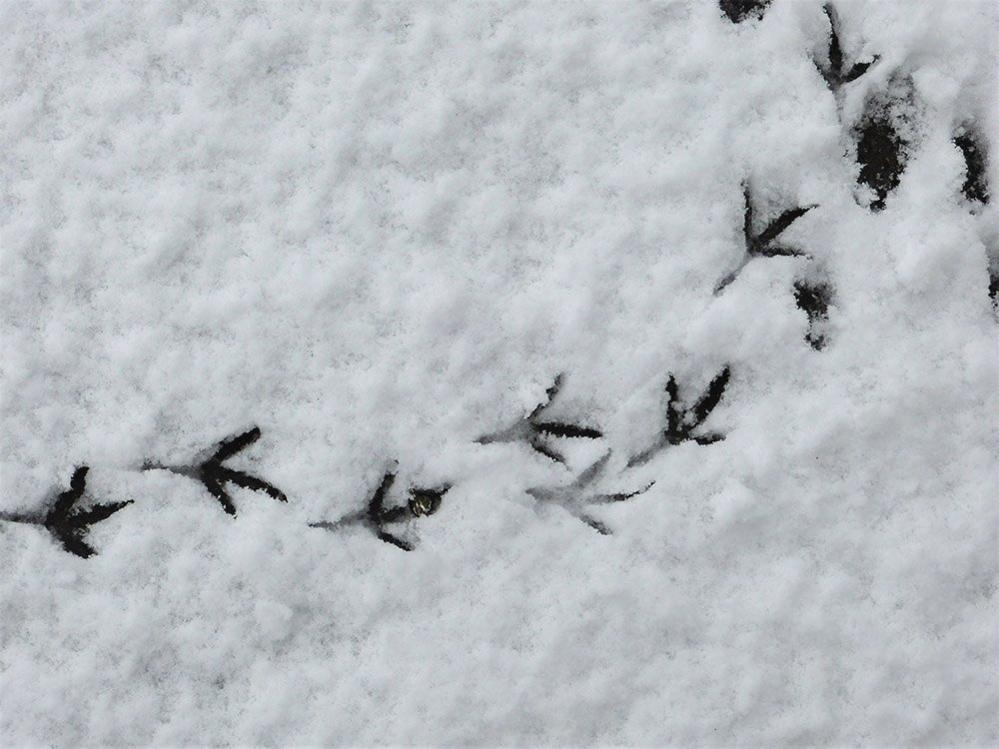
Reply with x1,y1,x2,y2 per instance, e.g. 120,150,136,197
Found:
310,472,449,551
954,129,990,205
628,366,731,468
142,426,287,516
794,279,833,350
989,269,999,309
475,373,602,464
854,109,907,212
715,183,817,294
719,0,771,24
815,3,879,92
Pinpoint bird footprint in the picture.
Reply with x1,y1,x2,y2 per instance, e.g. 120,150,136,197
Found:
143,426,287,516
476,374,602,464
628,366,732,468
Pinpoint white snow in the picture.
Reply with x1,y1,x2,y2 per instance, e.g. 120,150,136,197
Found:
1,0,997,745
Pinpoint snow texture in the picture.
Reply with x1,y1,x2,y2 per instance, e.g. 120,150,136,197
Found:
1,0,997,745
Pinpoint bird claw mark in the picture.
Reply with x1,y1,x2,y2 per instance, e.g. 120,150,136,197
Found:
0,466,133,558
527,451,654,535
692,433,725,446
586,482,657,505
40,467,133,558
376,530,414,552
528,436,567,465
216,466,287,503
193,427,288,515
143,426,287,516
628,366,731,468
794,279,834,350
310,471,449,551
476,374,602,464
533,422,603,439
715,184,816,294
576,513,612,536
816,3,879,92
719,0,772,24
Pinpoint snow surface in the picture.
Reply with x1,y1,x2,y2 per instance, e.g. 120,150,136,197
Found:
1,0,997,745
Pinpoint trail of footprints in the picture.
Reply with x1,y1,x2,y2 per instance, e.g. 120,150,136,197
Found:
1,367,731,557
2,2,994,558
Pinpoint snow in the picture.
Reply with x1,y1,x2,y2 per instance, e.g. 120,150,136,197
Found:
1,0,997,745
